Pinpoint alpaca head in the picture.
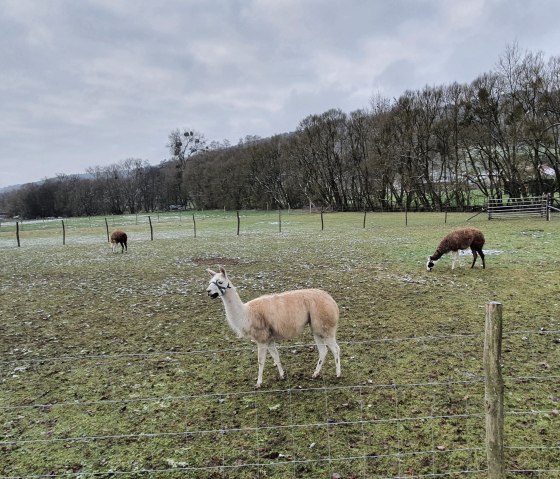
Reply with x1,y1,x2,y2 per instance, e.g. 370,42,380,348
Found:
206,266,231,299
426,256,437,271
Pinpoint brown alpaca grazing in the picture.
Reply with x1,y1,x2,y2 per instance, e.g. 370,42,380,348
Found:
110,230,127,253
207,266,341,388
426,227,485,271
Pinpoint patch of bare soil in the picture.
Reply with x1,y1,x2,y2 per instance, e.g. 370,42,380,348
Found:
191,256,241,266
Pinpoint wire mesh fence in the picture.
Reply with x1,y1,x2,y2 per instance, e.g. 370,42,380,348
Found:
1,212,559,477
0,209,475,248
2,329,558,478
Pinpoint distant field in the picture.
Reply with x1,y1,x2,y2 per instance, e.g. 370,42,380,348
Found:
1,211,559,478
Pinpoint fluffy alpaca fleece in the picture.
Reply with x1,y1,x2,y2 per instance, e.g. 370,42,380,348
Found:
427,227,485,271
110,230,127,253
207,266,341,388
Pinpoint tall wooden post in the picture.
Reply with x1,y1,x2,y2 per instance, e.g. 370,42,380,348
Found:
484,301,505,479
236,211,240,236
62,220,66,245
148,215,153,241
192,214,197,238
405,194,408,226
105,218,110,243
16,221,20,247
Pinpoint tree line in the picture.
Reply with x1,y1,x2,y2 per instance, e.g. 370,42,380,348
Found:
2,45,559,218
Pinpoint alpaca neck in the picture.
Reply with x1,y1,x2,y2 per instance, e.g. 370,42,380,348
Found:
220,285,249,337
431,248,445,261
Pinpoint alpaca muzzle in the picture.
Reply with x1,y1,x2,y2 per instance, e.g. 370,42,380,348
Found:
207,279,230,298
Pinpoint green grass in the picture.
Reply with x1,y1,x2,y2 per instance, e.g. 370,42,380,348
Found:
1,211,559,478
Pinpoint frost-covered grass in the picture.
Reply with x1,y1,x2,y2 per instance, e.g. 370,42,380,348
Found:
1,211,559,478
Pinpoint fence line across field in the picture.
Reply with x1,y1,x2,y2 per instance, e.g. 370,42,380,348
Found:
0,408,556,477
3,206,559,247
1,374,557,414
0,377,488,412
1,393,557,446
2,320,558,478
1,331,483,364
6,209,560,250
0,209,485,247
1,329,557,367
0,398,557,476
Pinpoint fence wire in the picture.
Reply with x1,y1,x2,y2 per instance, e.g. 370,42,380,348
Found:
1,331,558,478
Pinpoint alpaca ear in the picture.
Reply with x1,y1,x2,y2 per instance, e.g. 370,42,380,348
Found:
207,268,217,276
219,266,227,277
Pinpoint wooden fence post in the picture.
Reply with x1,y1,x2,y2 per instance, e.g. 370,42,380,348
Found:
484,301,505,479
278,209,282,233
16,221,20,247
61,219,66,245
105,218,110,243
148,216,153,241
236,211,240,236
405,201,408,226
192,214,197,238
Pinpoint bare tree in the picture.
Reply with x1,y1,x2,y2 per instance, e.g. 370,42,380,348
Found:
167,129,207,168
166,128,207,207
295,109,351,210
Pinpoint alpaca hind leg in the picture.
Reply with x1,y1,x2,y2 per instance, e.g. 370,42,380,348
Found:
256,344,268,388
267,344,285,379
479,248,485,269
470,248,478,268
325,337,341,377
312,337,329,378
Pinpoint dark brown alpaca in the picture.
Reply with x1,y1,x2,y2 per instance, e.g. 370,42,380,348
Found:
110,230,127,253
427,228,485,271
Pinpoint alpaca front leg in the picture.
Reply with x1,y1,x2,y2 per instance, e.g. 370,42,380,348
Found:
451,251,459,270
256,344,268,388
267,344,285,380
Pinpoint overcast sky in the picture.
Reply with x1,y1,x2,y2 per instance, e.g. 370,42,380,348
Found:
2,0,560,189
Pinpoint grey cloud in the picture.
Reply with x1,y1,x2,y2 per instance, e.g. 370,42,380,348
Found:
2,0,560,187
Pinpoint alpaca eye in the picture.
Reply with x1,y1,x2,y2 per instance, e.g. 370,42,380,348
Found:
218,280,223,285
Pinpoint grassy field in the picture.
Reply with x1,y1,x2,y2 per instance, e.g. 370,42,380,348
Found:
1,211,559,478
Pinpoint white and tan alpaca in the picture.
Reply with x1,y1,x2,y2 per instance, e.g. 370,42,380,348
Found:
426,227,485,271
206,266,341,388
